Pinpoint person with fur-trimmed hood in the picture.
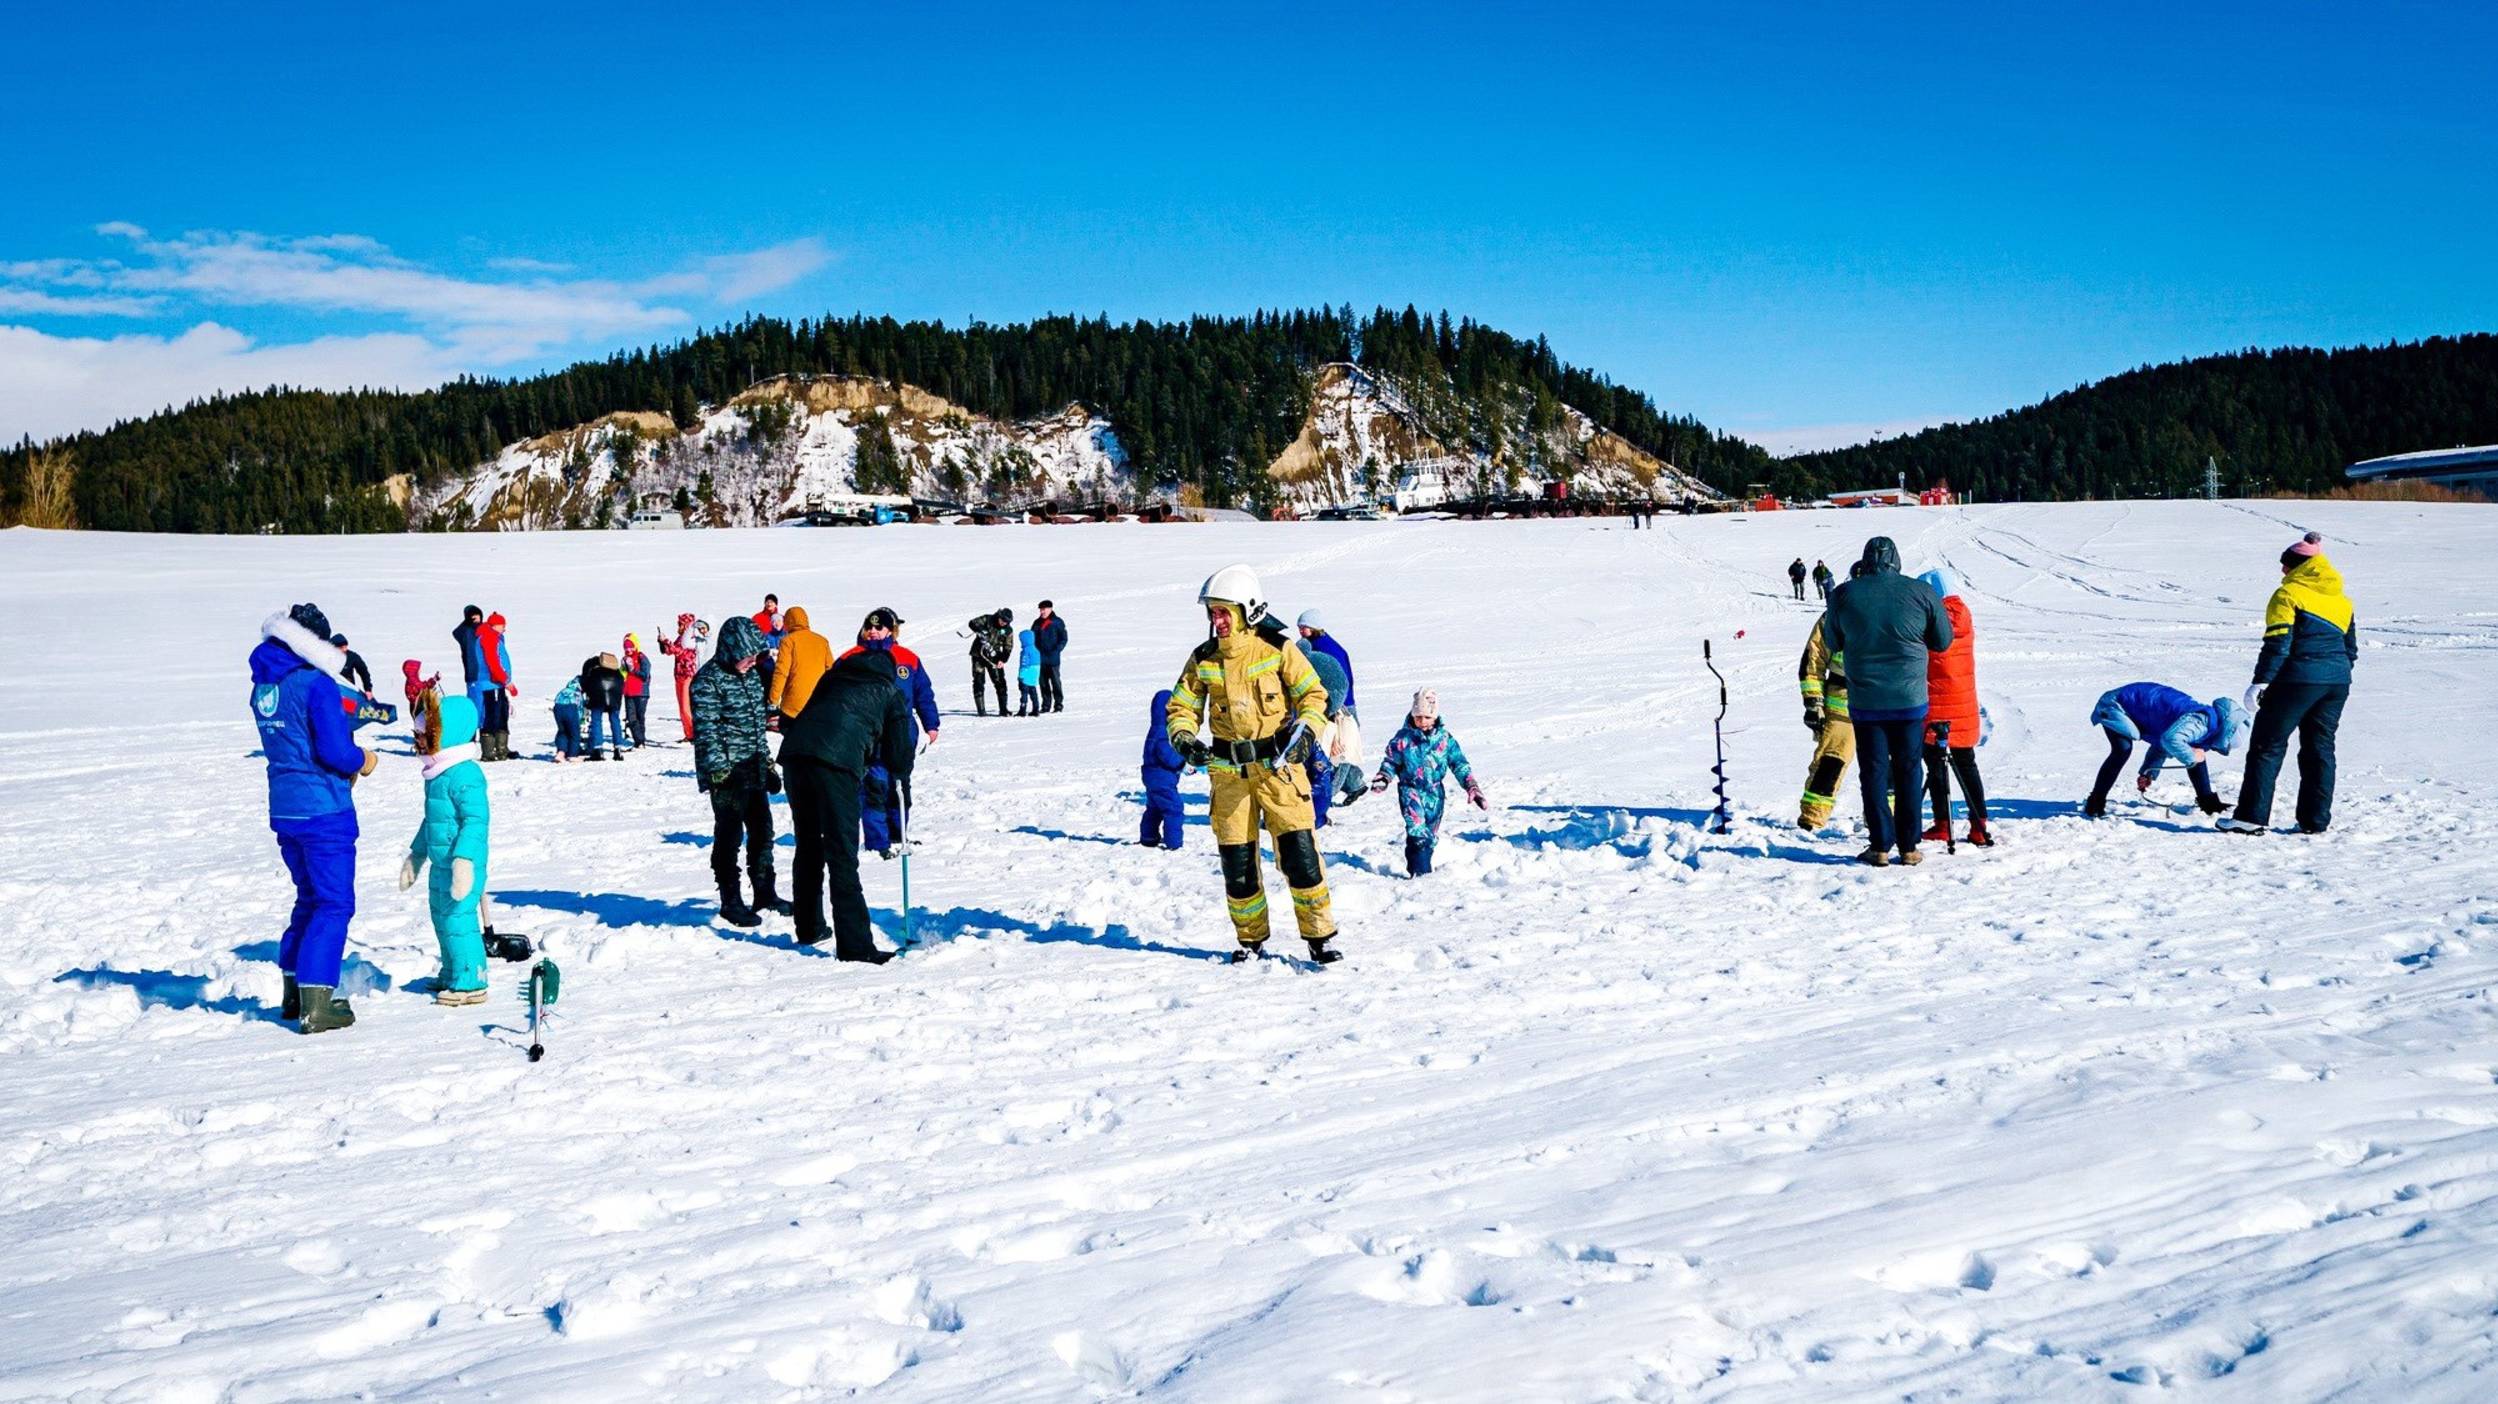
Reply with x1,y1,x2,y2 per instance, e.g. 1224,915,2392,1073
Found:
1165,564,1340,964
691,615,789,927
399,689,494,1004
249,604,379,1034
1370,688,1485,877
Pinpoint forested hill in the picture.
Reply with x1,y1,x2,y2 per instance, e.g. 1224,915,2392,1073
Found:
1791,335,2498,500
0,308,1782,533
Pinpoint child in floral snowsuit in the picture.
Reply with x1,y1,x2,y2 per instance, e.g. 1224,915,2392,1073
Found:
1370,688,1485,876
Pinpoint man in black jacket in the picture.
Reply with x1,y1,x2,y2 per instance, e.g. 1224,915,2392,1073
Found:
966,608,1012,717
781,649,916,962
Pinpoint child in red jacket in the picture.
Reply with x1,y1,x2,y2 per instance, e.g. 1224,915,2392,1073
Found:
1916,567,1991,846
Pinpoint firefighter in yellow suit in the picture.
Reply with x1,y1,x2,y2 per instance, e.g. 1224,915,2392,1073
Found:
1798,612,1854,830
1166,564,1341,964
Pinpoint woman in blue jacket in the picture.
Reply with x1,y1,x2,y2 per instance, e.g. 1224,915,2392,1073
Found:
2084,683,2247,818
400,691,493,1004
249,604,377,1033
1140,688,1188,848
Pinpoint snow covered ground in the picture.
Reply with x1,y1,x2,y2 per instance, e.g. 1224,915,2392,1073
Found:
3,501,2495,1401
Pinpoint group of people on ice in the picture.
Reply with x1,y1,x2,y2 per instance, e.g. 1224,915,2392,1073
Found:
1794,528,2355,864
250,584,1063,1029
964,601,1069,715
1145,570,1487,965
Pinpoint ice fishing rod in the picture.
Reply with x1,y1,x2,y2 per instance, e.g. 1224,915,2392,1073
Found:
896,784,917,951
1704,639,1732,834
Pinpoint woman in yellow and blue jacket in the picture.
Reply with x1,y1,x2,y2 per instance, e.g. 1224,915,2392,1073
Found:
2222,532,2356,835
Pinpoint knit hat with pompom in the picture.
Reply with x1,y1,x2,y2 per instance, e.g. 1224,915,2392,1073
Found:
2280,531,2324,567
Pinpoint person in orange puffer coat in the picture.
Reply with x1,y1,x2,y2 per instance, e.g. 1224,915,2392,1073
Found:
766,605,834,724
1916,567,1990,845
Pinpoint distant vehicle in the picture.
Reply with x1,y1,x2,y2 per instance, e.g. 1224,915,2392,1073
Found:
1314,504,1384,521
627,509,684,530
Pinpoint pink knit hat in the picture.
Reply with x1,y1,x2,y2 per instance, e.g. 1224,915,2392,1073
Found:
1410,688,1439,722
2281,531,2324,566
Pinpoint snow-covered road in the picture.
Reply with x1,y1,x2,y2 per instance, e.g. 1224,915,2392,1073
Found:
3,503,2494,1400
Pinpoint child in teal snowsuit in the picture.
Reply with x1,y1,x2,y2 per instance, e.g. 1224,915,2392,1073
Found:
1016,628,1042,716
1370,688,1484,877
401,691,492,1003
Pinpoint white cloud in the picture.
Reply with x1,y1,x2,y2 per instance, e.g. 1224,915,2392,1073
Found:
1738,417,1959,457
0,288,161,317
0,323,461,443
0,224,838,442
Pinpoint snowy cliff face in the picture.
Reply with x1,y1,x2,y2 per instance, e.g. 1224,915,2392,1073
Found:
409,378,1131,530
1265,363,1720,512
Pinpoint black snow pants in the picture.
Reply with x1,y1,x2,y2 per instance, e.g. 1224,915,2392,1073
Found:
1039,662,1064,712
972,659,1009,714
788,758,877,956
2233,683,2347,832
708,778,776,894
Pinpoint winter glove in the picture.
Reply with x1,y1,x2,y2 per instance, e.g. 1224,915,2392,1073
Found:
703,769,728,793
450,858,475,902
1370,774,1389,794
358,748,380,778
1174,734,1211,770
2135,772,2154,794
1466,780,1487,811
398,856,419,891
1281,723,1314,766
767,713,781,733
1803,700,1824,731
2243,684,2264,714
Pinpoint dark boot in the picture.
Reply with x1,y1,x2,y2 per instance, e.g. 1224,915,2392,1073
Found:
281,974,301,1022
839,943,894,965
717,879,761,928
1304,937,1342,966
751,870,792,916
297,984,356,1033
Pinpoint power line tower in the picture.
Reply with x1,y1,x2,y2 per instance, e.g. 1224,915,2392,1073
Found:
2204,456,2221,501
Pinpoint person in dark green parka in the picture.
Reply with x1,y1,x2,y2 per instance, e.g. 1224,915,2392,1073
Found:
400,690,492,1004
1820,536,1953,865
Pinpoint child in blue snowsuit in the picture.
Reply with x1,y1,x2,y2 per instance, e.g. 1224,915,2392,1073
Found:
248,604,377,1032
400,691,493,1004
1370,688,1485,876
1140,687,1188,848
2084,682,2248,818
1018,629,1043,716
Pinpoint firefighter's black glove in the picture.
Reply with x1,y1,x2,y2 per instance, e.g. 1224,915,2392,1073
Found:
1174,734,1210,770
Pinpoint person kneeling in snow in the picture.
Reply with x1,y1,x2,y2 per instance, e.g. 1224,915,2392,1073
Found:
401,689,493,1005
1370,689,1485,877
249,603,379,1034
2083,682,2248,818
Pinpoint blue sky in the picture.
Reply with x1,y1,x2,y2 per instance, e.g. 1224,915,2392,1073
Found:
4,1,2492,450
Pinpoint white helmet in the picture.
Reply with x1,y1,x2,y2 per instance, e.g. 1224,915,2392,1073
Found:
1198,564,1266,624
